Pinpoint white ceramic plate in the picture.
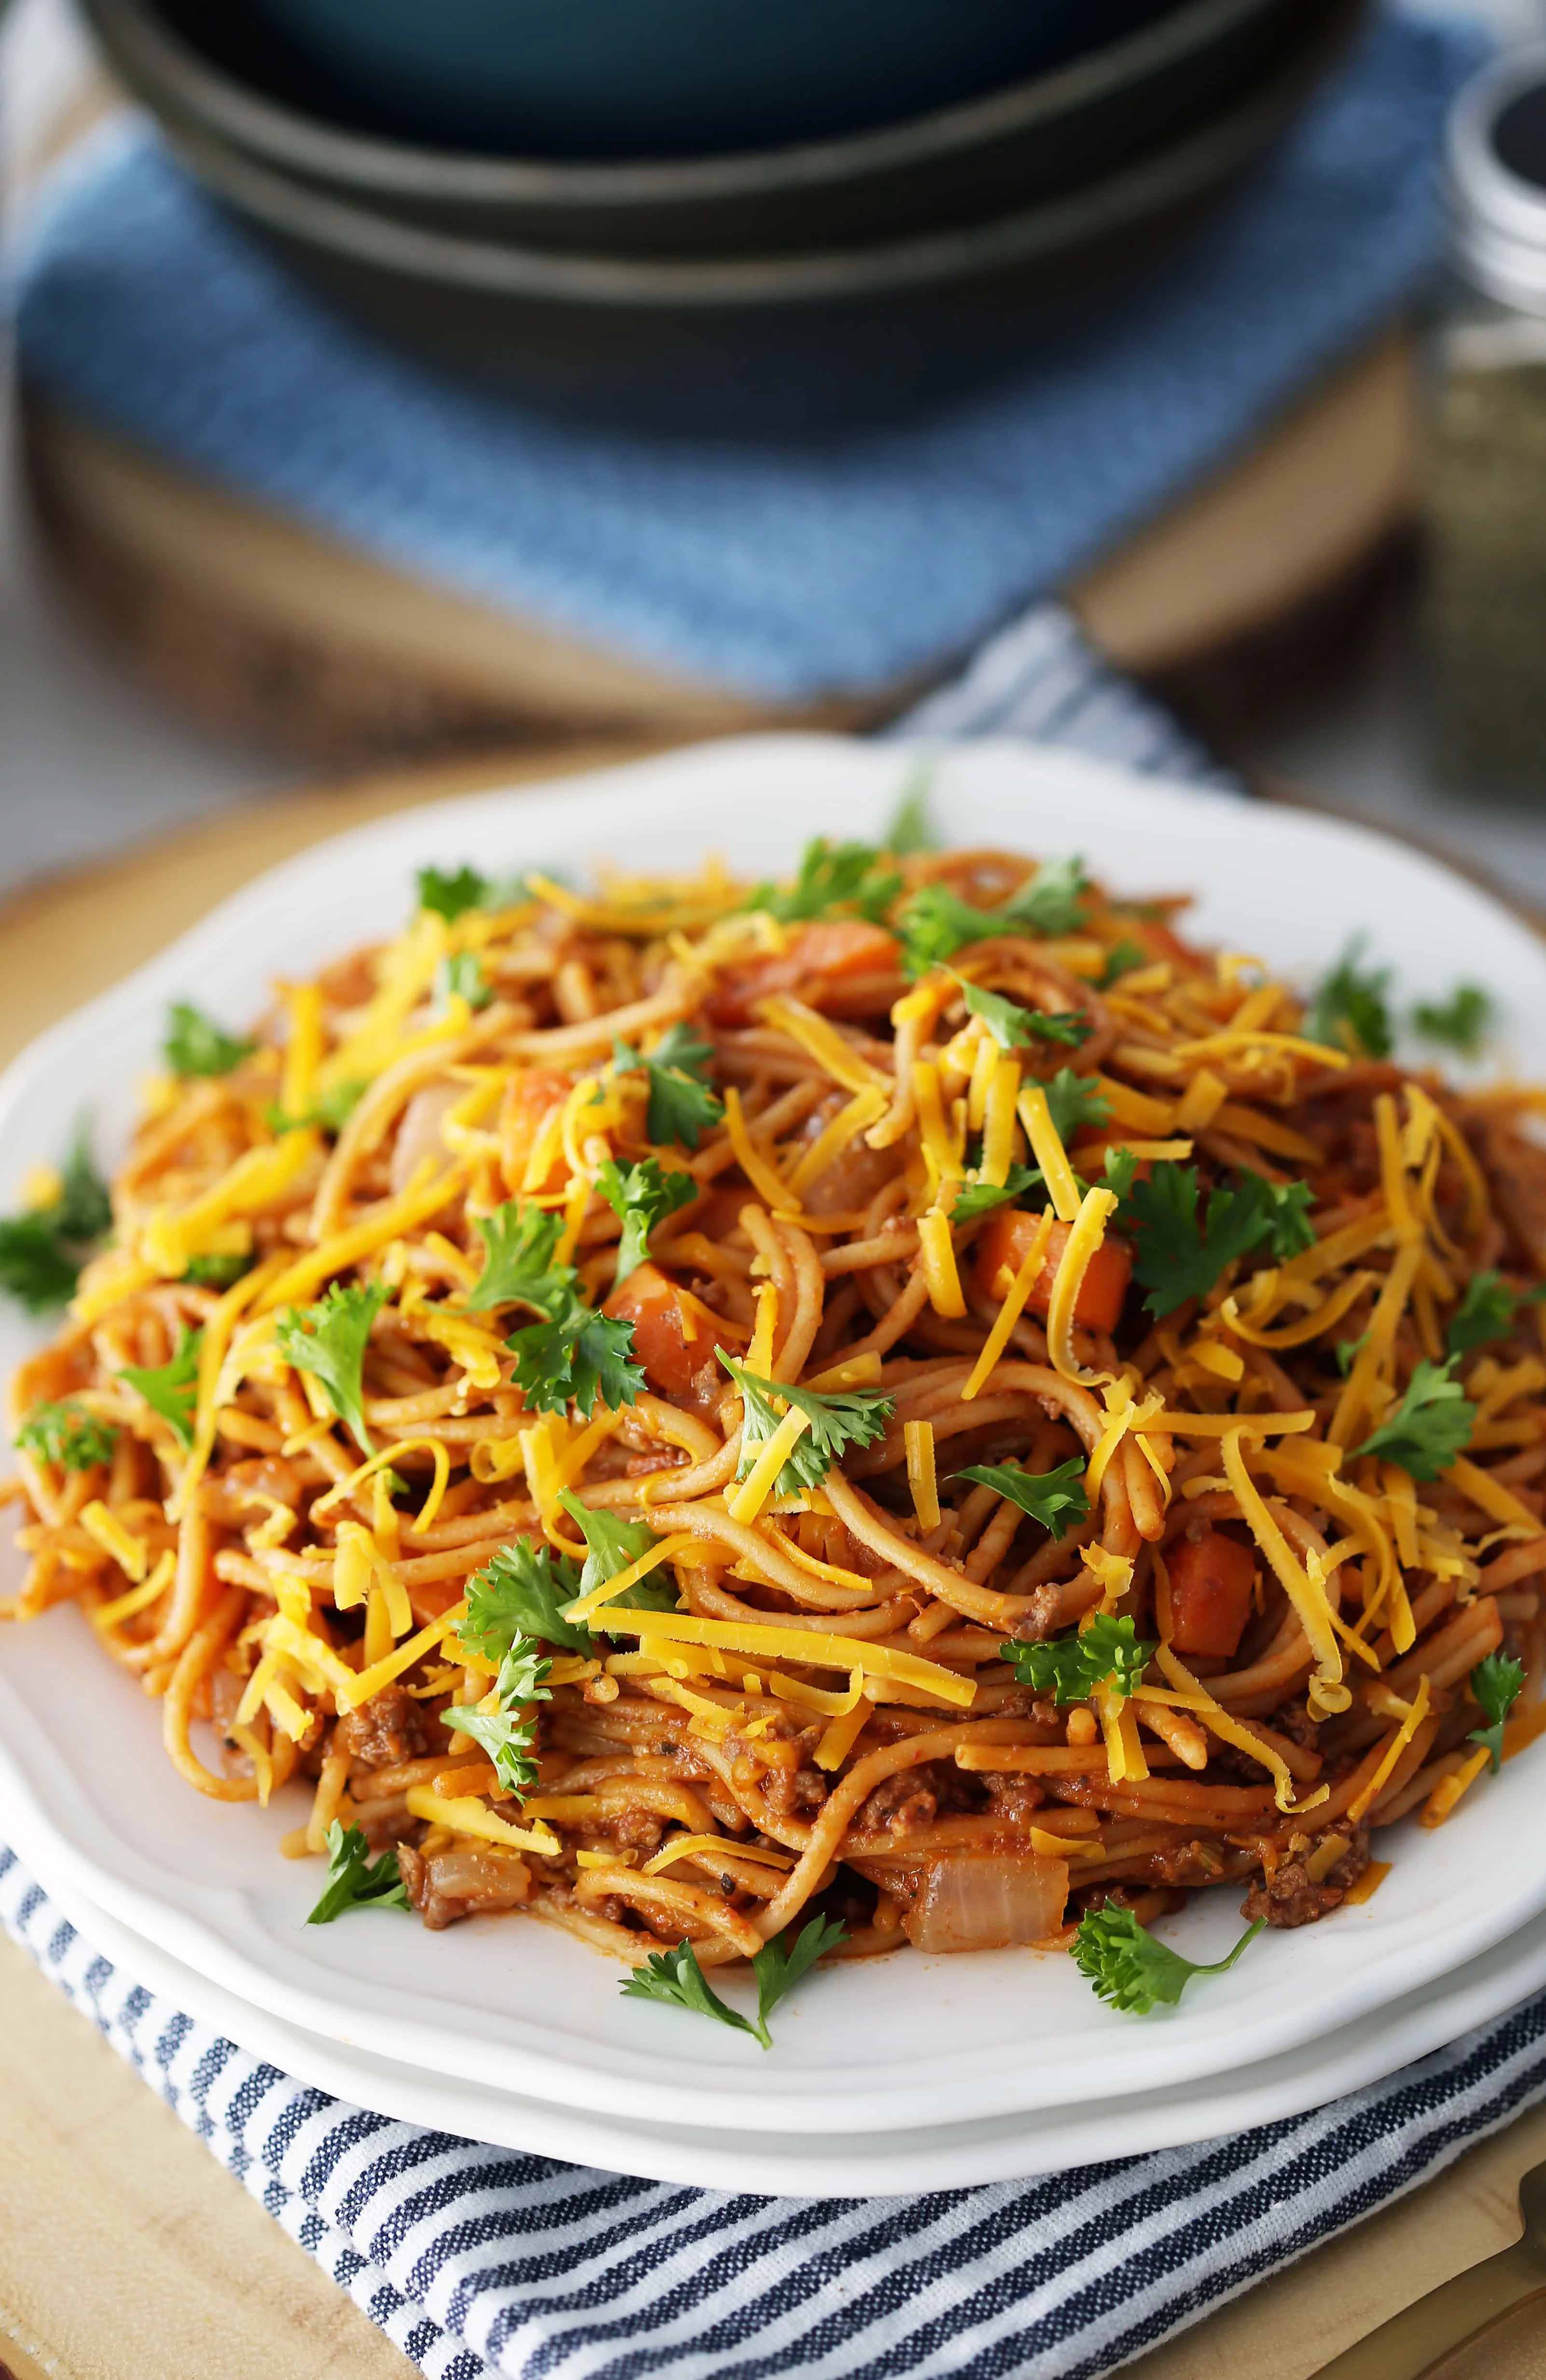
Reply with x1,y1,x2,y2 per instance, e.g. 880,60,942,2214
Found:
2,734,1544,2147
25,1837,1546,2192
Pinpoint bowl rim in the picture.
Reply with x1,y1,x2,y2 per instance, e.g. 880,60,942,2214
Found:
141,4,1356,310
85,0,1304,207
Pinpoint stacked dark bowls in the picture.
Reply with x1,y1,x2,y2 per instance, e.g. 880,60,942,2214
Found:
82,0,1367,429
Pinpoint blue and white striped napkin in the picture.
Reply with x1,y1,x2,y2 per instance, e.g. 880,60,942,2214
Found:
5,601,1546,2379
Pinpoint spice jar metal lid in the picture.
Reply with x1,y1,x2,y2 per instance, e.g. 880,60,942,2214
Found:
1448,45,1546,314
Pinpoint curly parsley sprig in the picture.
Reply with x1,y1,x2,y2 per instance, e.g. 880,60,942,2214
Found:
953,1456,1090,1542
14,1399,117,1472
1126,1163,1315,1316
276,1281,389,1454
306,1822,410,1924
460,1200,644,1416
718,1354,893,1497
1074,1905,1264,2015
611,1025,724,1150
119,1324,202,1449
1351,1357,1475,1481
1004,1613,1154,1705
1467,1651,1525,1773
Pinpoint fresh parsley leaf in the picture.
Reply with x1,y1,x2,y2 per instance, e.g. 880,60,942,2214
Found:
1412,983,1492,1054
15,1399,117,1471
1074,1905,1264,2014
1103,1147,1140,1219
596,1156,696,1284
954,1455,1090,1542
1001,855,1090,938
1468,1650,1525,1773
463,1201,564,1312
554,1488,681,1622
1098,939,1146,988
1351,1357,1475,1481
265,1079,367,1137
163,1001,256,1079
753,1913,848,2042
0,1215,83,1312
718,1354,894,1497
1127,1164,1313,1316
620,1939,764,2043
612,1026,724,1151
276,1281,388,1453
435,951,492,1013
744,838,900,927
1044,1067,1112,1145
416,864,492,920
1305,941,1393,1059
1005,1612,1153,1704
1446,1271,1546,1356
0,1126,112,1313
887,766,936,855
620,1917,848,2049
444,1634,552,1793
183,1251,255,1289
955,976,1090,1050
896,884,1004,978
461,1541,589,1659
505,1298,644,1418
306,1822,410,1923
951,1165,1044,1225
1335,1331,1368,1378
119,1324,202,1448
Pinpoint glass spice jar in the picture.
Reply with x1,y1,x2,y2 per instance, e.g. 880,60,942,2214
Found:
1424,46,1546,799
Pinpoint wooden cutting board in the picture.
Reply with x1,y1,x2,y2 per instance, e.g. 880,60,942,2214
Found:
3,743,1545,2380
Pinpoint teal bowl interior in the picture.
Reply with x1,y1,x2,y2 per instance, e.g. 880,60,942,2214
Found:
214,0,1186,158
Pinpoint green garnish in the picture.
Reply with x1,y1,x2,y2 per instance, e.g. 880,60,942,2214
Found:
612,1024,724,1151
953,1455,1090,1542
620,1913,848,2049
182,1251,255,1289
1412,983,1491,1054
1004,855,1091,938
15,1400,117,1471
1445,1271,1546,1357
1126,1164,1315,1316
443,1635,552,1794
950,1165,1044,1224
276,1280,388,1453
718,1354,893,1498
265,1079,367,1137
1467,1650,1525,1773
1044,1067,1113,1145
1005,1612,1153,1705
1098,939,1146,988
416,864,492,921
743,838,900,928
1305,941,1393,1059
1350,1357,1475,1481
0,1126,113,1313
1335,1331,1369,1378
162,1001,256,1079
119,1324,202,1448
463,1201,565,1312
895,857,1090,977
955,976,1091,1051
435,951,492,1013
886,767,937,856
462,1541,589,1659
305,1822,410,1924
556,1489,682,1619
596,1156,697,1284
459,1201,643,1415
1074,1905,1264,2014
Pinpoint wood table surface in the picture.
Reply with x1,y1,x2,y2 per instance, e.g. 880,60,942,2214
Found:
3,743,1545,2380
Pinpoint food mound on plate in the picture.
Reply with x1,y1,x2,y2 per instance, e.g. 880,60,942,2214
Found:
4,828,1543,2030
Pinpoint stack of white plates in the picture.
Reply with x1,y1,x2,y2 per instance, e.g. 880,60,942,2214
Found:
4,737,1545,2191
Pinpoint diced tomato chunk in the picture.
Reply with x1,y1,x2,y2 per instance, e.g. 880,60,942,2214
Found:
971,1209,1132,1334
604,1262,745,1404
1166,1527,1256,1659
499,1068,570,1197
705,919,901,1025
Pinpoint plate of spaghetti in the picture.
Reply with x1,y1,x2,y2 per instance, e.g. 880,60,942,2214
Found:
4,733,1546,2145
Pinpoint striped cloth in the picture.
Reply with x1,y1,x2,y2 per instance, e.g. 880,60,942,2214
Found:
5,602,1544,2379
